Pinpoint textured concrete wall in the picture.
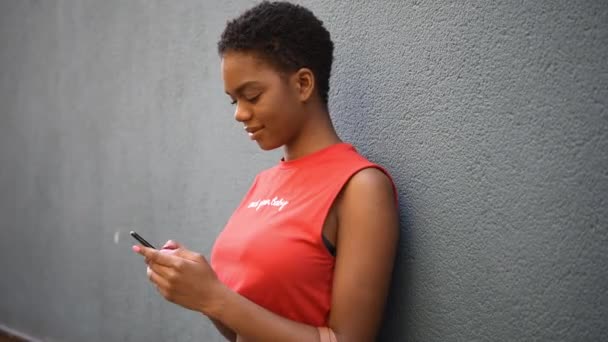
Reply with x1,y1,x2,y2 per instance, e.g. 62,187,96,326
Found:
0,1,606,341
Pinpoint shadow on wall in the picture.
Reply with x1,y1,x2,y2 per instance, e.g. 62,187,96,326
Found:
378,190,415,342
331,49,415,341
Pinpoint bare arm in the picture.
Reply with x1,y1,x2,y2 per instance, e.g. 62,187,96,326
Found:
210,318,236,341
205,168,398,341
328,168,399,340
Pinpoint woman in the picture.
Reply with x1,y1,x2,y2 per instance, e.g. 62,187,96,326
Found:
133,2,399,341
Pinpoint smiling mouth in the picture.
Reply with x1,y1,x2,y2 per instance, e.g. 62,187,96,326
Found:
244,126,263,134
244,126,264,140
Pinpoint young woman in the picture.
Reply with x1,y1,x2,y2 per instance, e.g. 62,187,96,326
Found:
133,2,399,341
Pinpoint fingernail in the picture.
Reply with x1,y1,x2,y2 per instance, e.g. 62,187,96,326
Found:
132,245,141,253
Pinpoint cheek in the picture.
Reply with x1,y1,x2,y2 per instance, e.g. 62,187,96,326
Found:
260,91,295,126
268,102,300,135
255,86,302,142
256,105,298,149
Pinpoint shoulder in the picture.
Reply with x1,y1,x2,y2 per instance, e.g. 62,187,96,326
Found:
345,167,395,201
337,166,397,218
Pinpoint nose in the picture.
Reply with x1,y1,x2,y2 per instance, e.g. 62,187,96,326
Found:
234,102,253,123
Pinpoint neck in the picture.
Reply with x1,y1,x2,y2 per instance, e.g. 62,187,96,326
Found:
283,105,341,161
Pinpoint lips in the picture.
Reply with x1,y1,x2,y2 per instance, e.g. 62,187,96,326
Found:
244,126,264,134
244,126,264,140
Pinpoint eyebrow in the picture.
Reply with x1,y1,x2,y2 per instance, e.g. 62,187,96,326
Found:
225,81,262,97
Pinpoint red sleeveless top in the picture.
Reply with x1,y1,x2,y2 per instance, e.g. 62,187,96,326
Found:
210,143,390,326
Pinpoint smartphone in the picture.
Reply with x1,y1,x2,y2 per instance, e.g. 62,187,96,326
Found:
130,230,156,249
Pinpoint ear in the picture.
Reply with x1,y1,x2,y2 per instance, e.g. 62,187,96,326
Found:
292,68,315,103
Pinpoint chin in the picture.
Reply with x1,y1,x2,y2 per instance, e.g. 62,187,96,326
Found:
256,139,283,151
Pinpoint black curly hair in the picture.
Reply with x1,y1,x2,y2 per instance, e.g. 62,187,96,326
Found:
218,1,334,105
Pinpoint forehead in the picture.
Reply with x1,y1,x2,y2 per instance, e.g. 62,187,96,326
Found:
221,52,279,90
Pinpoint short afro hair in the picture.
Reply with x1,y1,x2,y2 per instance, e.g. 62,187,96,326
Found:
218,1,334,105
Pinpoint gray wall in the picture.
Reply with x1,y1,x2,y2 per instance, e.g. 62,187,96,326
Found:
1,1,606,341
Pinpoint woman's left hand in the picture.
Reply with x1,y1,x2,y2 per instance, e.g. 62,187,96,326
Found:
133,243,223,314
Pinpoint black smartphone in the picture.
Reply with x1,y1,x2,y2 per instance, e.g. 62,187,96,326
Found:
130,230,156,249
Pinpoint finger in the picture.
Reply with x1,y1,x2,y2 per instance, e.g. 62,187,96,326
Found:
173,247,205,263
148,268,177,303
133,246,177,267
148,262,175,279
147,267,170,289
146,248,176,264
133,245,152,264
162,240,181,250
132,244,149,256
156,285,174,303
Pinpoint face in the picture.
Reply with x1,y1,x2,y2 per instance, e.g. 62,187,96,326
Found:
221,51,310,150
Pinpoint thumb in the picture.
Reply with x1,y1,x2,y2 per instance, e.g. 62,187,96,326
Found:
161,239,181,250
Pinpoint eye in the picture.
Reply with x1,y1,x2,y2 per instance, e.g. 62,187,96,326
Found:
230,99,237,105
247,94,261,103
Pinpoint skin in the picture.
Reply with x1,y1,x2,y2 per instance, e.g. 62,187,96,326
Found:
133,51,399,341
